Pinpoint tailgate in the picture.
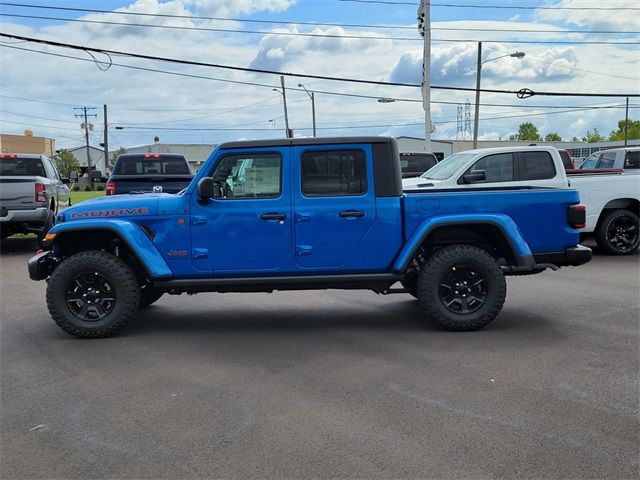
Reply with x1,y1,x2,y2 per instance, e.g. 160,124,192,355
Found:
109,175,193,194
0,176,37,209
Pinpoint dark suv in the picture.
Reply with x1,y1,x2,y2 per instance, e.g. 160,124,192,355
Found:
399,152,439,178
106,153,193,195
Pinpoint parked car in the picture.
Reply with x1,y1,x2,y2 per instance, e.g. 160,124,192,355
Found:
29,137,590,338
577,146,640,171
402,147,639,255
399,152,439,178
106,153,193,195
0,153,70,247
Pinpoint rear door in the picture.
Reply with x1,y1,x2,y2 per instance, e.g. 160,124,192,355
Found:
292,144,375,269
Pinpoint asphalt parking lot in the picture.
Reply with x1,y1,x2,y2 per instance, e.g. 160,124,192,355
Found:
1,237,638,479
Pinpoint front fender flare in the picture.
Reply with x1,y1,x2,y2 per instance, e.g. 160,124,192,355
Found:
48,219,173,279
393,214,534,274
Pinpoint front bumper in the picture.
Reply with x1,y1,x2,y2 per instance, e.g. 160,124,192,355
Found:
0,207,49,225
533,245,592,268
28,251,59,281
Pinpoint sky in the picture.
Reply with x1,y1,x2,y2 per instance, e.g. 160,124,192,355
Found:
0,0,638,152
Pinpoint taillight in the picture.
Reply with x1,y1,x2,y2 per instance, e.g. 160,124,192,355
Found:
35,182,47,203
106,181,116,196
568,204,586,229
0,154,17,158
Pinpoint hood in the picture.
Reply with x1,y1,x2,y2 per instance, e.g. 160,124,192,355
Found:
59,194,162,222
402,177,444,190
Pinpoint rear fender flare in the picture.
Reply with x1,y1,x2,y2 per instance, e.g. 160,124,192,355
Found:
48,219,173,279
393,214,534,273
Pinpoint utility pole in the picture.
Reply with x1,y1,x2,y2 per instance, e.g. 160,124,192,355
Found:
417,0,431,152
298,83,316,137
281,76,292,138
103,104,109,175
624,97,629,147
473,41,482,149
74,106,97,186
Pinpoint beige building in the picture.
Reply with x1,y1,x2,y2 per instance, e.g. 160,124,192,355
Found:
0,130,56,155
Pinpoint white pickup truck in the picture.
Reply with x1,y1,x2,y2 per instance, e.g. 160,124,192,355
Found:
403,146,639,255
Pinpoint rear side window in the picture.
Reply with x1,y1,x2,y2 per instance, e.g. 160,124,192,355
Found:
558,150,573,169
0,157,46,176
301,149,367,196
519,151,556,180
114,156,190,175
624,151,639,169
400,154,437,173
598,152,617,169
465,153,514,183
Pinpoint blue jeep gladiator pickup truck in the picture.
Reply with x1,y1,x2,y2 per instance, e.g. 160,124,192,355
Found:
29,137,591,338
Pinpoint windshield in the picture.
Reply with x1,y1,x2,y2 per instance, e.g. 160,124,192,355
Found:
419,153,476,180
0,157,46,176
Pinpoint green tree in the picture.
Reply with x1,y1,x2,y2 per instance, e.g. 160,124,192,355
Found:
608,119,640,141
509,122,542,141
582,128,605,143
544,132,562,141
53,149,80,178
110,147,127,168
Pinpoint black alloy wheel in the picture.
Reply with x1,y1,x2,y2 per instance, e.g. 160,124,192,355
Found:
65,272,116,321
596,209,640,255
438,265,487,314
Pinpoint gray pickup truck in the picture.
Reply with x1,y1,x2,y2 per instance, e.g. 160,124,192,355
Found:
0,153,71,246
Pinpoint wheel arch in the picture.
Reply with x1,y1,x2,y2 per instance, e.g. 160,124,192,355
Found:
48,220,172,280
598,197,639,220
393,214,534,274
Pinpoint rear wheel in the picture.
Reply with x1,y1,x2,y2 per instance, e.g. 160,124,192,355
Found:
417,245,506,331
595,209,639,255
46,251,140,338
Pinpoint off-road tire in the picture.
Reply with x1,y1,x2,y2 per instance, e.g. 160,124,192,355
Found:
401,279,419,299
139,286,164,309
36,210,54,249
46,251,140,338
417,244,506,331
595,209,639,255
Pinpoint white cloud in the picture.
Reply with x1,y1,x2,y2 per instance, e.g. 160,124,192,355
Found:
535,0,640,31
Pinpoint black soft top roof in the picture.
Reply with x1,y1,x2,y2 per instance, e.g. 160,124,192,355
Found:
219,136,395,150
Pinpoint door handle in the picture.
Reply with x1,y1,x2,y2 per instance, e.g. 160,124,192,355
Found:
260,212,287,221
339,210,365,218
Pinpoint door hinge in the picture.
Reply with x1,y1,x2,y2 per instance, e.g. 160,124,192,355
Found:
192,248,208,259
296,245,313,256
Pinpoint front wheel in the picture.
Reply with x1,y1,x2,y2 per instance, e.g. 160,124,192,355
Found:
595,209,639,255
46,251,140,338
417,245,506,331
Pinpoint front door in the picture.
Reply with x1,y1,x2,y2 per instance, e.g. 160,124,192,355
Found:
292,145,375,270
190,148,292,275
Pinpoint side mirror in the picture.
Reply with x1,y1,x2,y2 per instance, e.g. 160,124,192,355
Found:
69,171,79,182
197,177,215,202
462,170,487,184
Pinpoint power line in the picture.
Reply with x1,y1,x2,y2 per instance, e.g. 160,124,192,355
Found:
1,34,639,98
1,12,638,45
336,0,640,10
0,3,637,34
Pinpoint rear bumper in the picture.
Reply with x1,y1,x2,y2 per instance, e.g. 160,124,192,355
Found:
28,251,59,281
533,245,592,267
0,207,49,225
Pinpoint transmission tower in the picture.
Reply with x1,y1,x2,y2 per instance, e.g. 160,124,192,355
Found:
464,100,472,140
456,104,463,140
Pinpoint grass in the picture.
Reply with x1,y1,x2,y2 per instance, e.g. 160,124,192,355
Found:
70,190,105,204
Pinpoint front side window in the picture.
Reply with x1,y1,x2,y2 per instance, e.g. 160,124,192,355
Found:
210,153,281,199
464,153,514,183
301,149,367,196
520,151,556,180
624,151,639,169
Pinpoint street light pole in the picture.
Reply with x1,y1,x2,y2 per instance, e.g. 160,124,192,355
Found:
298,83,316,137
280,76,291,138
418,0,431,152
